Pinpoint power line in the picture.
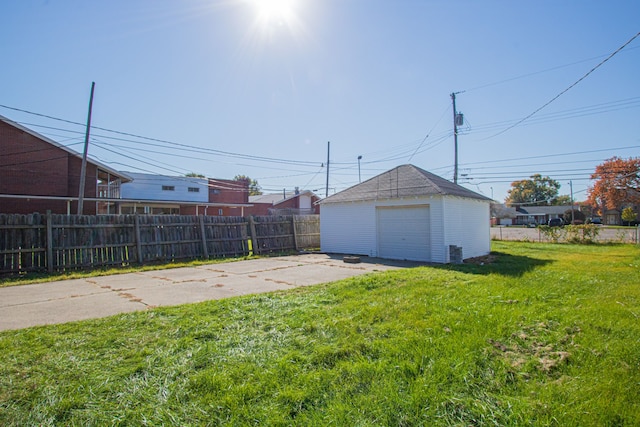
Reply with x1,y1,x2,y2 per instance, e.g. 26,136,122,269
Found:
1,104,321,167
459,145,640,168
480,31,640,140
468,97,640,134
462,45,640,93
408,102,451,162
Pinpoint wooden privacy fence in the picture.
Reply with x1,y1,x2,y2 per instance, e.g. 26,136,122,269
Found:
0,213,320,275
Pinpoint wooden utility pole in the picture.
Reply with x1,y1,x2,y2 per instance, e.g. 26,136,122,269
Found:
77,82,96,215
325,141,330,198
451,92,459,184
569,180,575,224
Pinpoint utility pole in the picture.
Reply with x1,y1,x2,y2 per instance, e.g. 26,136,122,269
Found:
357,155,362,183
569,180,575,224
451,92,460,184
325,141,330,198
77,81,96,215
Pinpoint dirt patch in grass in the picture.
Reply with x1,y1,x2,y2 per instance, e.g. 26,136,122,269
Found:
489,321,580,376
464,253,499,265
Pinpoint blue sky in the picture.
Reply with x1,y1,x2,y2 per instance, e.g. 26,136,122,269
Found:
2,0,639,202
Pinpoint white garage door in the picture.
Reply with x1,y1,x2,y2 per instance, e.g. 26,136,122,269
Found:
377,205,430,261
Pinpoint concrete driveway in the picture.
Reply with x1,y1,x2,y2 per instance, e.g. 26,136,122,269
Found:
0,254,415,331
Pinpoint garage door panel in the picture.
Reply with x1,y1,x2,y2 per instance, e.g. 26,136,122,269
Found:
377,206,430,261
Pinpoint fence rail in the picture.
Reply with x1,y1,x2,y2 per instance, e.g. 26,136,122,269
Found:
490,226,640,244
0,213,320,275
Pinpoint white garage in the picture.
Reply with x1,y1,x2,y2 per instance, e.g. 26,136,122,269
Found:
319,164,491,263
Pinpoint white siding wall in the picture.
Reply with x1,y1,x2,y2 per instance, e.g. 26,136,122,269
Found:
121,173,208,202
442,197,490,260
427,198,446,263
320,201,377,256
299,194,312,210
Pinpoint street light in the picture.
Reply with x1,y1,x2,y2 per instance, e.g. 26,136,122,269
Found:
357,155,362,183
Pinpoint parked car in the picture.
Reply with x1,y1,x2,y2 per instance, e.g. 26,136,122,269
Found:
589,216,602,225
548,218,564,227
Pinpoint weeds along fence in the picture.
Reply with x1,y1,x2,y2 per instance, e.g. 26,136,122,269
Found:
490,226,640,244
0,213,320,275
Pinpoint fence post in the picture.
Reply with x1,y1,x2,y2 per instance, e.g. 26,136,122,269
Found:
248,216,259,255
134,214,144,265
292,215,299,251
46,210,54,274
199,215,209,259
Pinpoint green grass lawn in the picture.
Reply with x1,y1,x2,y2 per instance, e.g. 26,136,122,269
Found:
1,241,639,426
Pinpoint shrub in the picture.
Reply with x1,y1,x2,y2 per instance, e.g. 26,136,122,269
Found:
622,207,637,226
538,225,565,243
565,224,601,244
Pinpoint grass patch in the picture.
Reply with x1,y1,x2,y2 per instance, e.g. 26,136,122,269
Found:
1,241,639,425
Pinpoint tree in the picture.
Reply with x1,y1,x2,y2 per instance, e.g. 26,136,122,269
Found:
621,207,637,226
234,175,262,196
551,195,572,206
563,208,585,225
588,157,640,214
505,174,560,206
185,172,205,178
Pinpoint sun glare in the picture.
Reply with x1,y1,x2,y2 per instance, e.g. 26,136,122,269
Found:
254,0,295,27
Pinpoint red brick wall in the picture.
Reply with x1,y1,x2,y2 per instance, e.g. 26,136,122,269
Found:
208,179,248,204
274,195,321,214
244,202,271,217
0,120,98,214
0,197,71,214
0,120,69,196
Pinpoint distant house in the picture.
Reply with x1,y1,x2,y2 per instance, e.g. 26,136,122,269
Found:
119,173,251,216
0,115,131,215
514,205,572,225
247,188,320,216
490,203,517,226
603,204,640,225
319,164,491,263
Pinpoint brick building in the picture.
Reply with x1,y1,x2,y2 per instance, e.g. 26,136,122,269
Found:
247,189,320,216
0,115,131,215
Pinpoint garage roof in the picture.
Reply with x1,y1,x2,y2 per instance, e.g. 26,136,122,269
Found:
320,164,491,204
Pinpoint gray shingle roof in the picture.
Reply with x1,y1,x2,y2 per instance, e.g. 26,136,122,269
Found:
517,206,572,215
319,164,491,204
